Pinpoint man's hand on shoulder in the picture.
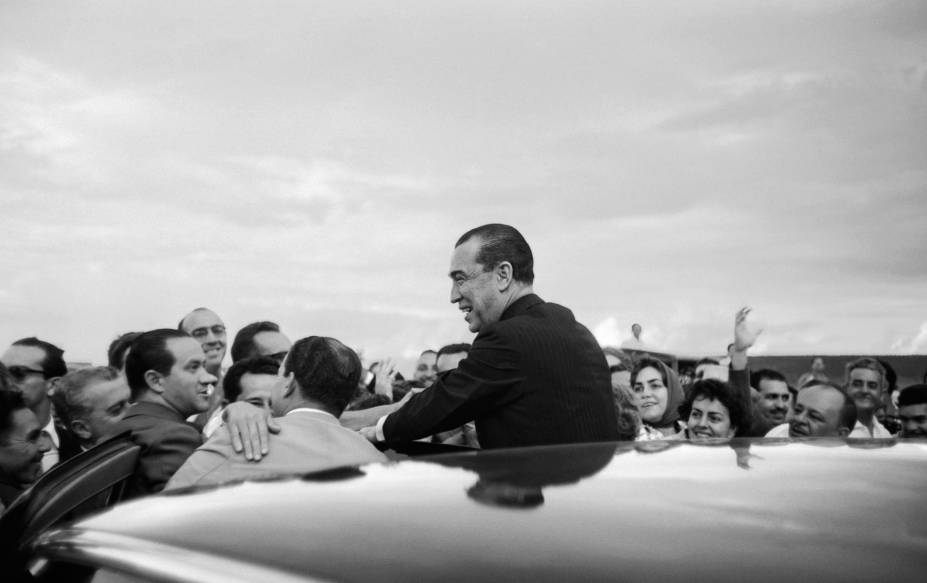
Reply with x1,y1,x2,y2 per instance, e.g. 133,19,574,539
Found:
223,401,281,462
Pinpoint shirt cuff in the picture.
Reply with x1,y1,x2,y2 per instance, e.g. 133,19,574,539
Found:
375,414,389,442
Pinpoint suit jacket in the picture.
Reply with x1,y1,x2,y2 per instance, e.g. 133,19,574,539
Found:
111,401,203,497
165,409,388,490
383,294,618,448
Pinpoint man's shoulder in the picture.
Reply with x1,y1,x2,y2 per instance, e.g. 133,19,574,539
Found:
114,403,201,444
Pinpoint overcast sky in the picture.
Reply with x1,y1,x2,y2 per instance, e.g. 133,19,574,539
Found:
1,1,926,372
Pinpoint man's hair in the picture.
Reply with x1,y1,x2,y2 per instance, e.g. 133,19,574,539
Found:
419,349,436,358
52,366,120,428
231,321,281,362
177,306,211,330
696,357,720,367
898,384,927,407
844,357,885,386
125,329,190,400
12,337,67,379
437,343,471,360
679,379,751,436
0,363,14,392
809,382,858,431
751,368,787,390
284,336,362,415
455,224,534,284
877,359,897,393
223,356,281,403
0,389,29,436
107,331,143,369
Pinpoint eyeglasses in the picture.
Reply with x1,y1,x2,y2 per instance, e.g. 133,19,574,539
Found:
6,365,46,382
189,325,226,339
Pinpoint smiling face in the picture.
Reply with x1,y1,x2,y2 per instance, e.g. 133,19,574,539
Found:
757,379,791,425
449,237,504,333
899,403,927,438
789,386,846,437
158,337,217,418
181,309,227,374
1,344,50,410
0,407,50,487
413,352,438,383
238,372,284,413
687,396,736,439
847,367,884,415
632,366,668,425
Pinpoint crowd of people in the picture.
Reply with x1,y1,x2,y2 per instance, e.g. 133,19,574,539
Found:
2,224,927,515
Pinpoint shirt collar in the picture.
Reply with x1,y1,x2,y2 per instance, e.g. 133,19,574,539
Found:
286,407,338,422
42,416,60,449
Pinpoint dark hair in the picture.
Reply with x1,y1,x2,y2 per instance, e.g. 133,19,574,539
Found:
437,343,471,361
12,337,67,379
231,321,281,362
52,366,120,428
455,224,534,284
0,389,29,436
750,368,787,389
876,359,897,394
284,336,361,415
696,357,720,367
419,349,436,358
223,356,281,403
0,363,13,392
679,379,750,436
107,331,143,369
898,384,927,407
125,329,190,400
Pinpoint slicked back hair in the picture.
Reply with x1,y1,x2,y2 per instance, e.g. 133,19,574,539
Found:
12,337,67,379
107,331,143,370
125,329,190,400
0,389,29,436
231,321,281,362
751,368,787,390
437,343,471,361
52,366,120,428
844,357,886,386
455,224,534,284
284,336,362,415
223,356,282,403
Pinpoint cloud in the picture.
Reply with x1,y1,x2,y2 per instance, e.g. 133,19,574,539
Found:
891,322,927,354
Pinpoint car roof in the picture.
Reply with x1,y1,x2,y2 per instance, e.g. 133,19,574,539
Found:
35,439,927,582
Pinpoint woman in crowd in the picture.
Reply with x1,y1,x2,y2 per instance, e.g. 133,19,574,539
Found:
678,378,750,440
630,357,686,438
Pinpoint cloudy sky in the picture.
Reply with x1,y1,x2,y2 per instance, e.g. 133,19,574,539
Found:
1,1,925,372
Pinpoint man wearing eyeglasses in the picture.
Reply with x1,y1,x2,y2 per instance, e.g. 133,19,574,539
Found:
0,388,52,510
179,307,228,379
1,337,79,473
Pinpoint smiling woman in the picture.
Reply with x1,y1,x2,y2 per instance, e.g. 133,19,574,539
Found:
630,357,685,437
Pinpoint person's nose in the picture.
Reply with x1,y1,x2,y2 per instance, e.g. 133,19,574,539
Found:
200,368,218,386
450,282,461,304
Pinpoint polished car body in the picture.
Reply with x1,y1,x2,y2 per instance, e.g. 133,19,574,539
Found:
23,438,927,582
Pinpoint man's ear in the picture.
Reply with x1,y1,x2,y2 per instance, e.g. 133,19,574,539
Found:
495,261,514,291
283,373,297,398
144,370,164,393
70,419,93,441
837,426,851,437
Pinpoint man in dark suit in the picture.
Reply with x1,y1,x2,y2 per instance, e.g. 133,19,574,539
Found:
112,329,217,497
167,342,386,489
354,224,617,448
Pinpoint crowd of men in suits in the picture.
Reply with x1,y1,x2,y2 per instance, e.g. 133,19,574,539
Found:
2,224,927,513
